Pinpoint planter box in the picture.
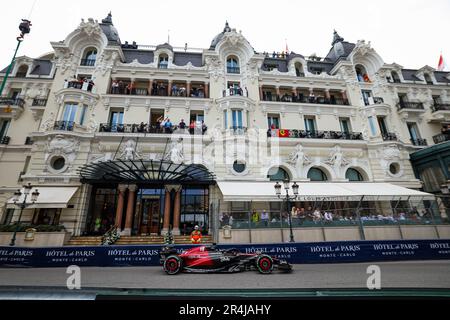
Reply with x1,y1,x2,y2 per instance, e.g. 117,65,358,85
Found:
0,232,71,247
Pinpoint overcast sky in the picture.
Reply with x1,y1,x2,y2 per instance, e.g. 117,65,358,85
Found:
0,0,449,70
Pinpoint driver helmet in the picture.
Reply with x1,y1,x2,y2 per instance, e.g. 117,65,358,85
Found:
194,225,199,230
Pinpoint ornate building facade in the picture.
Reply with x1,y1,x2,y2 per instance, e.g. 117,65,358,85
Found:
0,14,449,245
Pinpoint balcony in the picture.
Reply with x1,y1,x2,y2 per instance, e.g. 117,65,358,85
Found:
228,126,247,135
432,103,450,112
262,95,349,106
32,98,48,107
382,132,398,141
227,67,240,74
65,80,95,92
80,59,96,67
54,121,75,132
411,138,428,146
0,97,25,108
0,136,10,145
397,102,425,111
433,133,450,144
99,123,208,135
268,129,363,140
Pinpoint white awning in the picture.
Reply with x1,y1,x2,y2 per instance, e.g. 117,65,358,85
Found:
217,182,434,202
7,187,79,209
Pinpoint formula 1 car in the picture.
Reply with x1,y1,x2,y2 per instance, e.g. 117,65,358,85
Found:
160,246,292,275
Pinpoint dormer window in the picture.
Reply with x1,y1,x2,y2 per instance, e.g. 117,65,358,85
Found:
424,73,433,85
16,65,28,78
355,64,370,83
391,71,401,83
81,48,97,66
158,54,169,69
295,62,304,77
227,56,240,74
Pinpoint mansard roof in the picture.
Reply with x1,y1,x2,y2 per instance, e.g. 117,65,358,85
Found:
99,12,121,45
210,21,232,50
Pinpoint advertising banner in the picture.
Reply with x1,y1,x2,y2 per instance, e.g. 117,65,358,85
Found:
0,239,449,268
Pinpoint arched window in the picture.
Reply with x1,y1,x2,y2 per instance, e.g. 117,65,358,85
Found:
346,168,365,182
16,65,28,78
295,62,304,77
158,54,169,69
268,167,290,181
424,73,433,85
391,71,401,83
355,64,370,83
81,48,97,66
307,168,328,181
227,56,240,74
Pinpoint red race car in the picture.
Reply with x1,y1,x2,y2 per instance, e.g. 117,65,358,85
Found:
160,245,292,275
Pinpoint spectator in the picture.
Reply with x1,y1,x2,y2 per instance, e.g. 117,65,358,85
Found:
189,120,196,134
251,211,260,224
324,211,333,224
179,119,186,130
222,213,230,227
313,209,322,223
261,210,269,227
202,121,208,135
88,80,95,92
164,118,173,134
309,92,316,103
138,122,146,133
172,83,178,96
111,80,119,94
118,80,125,94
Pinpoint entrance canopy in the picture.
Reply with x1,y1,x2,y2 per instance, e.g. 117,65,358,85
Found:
7,187,79,209
217,182,434,202
79,160,216,185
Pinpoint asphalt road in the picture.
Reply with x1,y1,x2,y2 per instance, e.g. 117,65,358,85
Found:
0,260,449,290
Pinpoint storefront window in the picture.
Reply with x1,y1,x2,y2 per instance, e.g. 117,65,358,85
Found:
181,187,209,235
33,208,62,225
87,188,118,235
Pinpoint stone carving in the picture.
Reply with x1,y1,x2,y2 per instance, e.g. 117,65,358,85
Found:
87,114,99,133
382,144,401,160
77,18,103,38
40,112,56,131
90,152,113,163
166,138,185,164
324,145,350,168
120,139,141,161
45,135,81,171
205,56,224,82
288,144,312,174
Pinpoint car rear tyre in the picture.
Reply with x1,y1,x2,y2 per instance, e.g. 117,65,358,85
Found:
163,255,183,275
256,255,274,274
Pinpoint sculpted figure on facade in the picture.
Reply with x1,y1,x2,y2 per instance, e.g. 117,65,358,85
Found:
120,139,141,161
166,138,185,164
324,145,350,177
44,135,81,171
288,144,312,168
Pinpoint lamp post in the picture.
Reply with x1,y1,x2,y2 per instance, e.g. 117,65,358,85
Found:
275,179,299,243
0,19,32,97
10,183,39,246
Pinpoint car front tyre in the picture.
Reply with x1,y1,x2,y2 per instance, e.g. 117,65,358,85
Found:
256,255,274,274
163,255,183,275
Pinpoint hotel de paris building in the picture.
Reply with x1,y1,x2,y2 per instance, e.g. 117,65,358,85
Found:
0,13,449,246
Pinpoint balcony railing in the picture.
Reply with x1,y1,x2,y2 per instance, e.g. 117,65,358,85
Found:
99,123,208,135
110,86,207,98
32,98,48,107
158,63,168,69
262,95,349,106
229,126,247,135
432,103,450,112
397,102,425,111
65,80,95,92
433,133,450,144
54,121,75,132
0,97,25,108
382,132,398,141
411,138,428,146
227,67,240,74
0,136,10,145
268,129,363,140
80,59,96,67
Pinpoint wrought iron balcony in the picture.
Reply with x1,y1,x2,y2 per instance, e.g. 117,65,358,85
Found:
382,132,398,141
411,138,427,146
80,59,96,66
227,67,240,74
433,133,450,144
268,129,363,140
397,102,425,111
54,121,75,132
0,136,10,145
0,97,25,108
229,126,247,135
99,123,208,135
432,103,450,112
32,98,47,106
262,95,349,106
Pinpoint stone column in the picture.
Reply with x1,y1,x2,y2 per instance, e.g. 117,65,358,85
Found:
114,185,128,231
162,188,172,234
148,79,154,96
325,89,331,100
276,86,281,100
341,90,348,102
123,185,137,236
204,82,209,98
186,82,191,97
168,80,173,96
172,187,182,235
259,85,264,100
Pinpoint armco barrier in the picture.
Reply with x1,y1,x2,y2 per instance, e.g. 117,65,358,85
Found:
1,239,450,268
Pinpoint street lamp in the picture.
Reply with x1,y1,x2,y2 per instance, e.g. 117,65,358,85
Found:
0,19,32,97
274,179,299,243
10,183,39,246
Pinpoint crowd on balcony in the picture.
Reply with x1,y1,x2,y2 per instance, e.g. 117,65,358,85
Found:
263,91,348,105
110,80,206,98
99,117,208,135
223,85,248,97
64,77,95,92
